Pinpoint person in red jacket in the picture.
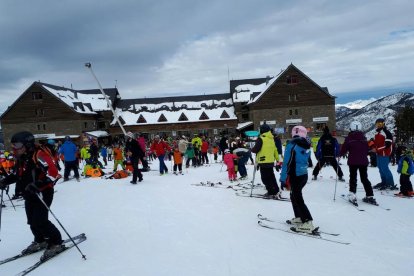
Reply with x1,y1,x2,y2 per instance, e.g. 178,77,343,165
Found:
0,131,64,260
150,135,171,175
372,118,396,190
200,138,209,165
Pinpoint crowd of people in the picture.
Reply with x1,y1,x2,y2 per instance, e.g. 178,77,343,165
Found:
0,117,413,260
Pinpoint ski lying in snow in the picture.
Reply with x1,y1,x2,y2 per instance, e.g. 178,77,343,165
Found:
235,193,290,201
0,233,86,266
257,214,340,236
16,234,87,276
191,182,234,189
380,191,413,199
340,194,365,211
257,221,350,245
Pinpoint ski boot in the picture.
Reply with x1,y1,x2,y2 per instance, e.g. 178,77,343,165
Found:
41,244,65,261
286,217,302,225
362,196,378,205
338,176,345,182
291,220,316,234
22,241,48,255
347,192,357,205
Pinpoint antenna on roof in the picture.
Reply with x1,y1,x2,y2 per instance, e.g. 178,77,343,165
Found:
115,80,117,88
71,84,73,89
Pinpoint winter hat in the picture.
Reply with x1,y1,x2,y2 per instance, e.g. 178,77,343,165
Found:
291,126,307,138
260,124,271,134
47,139,56,146
182,135,186,139
154,135,160,139
224,149,230,154
126,132,134,139
323,126,330,135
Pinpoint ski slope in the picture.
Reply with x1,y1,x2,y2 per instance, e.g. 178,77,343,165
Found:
1,154,413,276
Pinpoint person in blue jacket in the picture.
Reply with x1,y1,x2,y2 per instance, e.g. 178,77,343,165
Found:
280,126,315,234
58,136,80,182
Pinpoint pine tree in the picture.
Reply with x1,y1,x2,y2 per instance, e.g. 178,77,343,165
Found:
395,105,414,144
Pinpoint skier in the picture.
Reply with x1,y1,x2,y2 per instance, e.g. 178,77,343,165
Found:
0,131,64,260
372,118,396,190
340,121,377,205
233,146,251,179
58,136,80,182
396,147,414,197
280,126,315,233
251,124,281,198
312,126,345,181
150,135,171,175
223,149,238,182
112,144,125,172
125,132,144,184
172,146,183,175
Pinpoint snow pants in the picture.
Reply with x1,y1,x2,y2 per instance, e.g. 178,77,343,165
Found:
400,174,413,195
259,166,279,195
349,165,373,197
237,151,251,177
25,189,62,246
376,155,394,186
290,174,312,222
312,157,343,178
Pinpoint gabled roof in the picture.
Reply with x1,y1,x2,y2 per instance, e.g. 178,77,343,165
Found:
231,64,335,105
40,82,119,113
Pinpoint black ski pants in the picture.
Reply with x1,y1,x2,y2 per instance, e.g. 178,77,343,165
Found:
312,157,343,178
259,166,279,195
25,189,62,246
290,174,313,222
349,165,373,196
400,174,413,195
64,160,80,180
131,157,143,182
173,163,183,172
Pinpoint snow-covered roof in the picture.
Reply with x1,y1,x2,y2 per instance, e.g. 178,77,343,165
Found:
233,80,275,103
112,94,237,126
41,83,117,114
85,130,110,138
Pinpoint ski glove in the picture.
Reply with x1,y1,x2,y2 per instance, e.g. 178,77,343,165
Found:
25,183,40,194
0,180,7,190
275,164,281,172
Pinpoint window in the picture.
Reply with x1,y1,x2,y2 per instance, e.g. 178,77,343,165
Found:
35,108,45,117
84,122,88,129
97,121,106,129
242,113,249,121
286,75,298,84
178,112,189,121
295,109,298,115
32,92,42,100
199,112,209,120
289,110,293,115
37,124,41,130
43,124,46,130
137,115,147,124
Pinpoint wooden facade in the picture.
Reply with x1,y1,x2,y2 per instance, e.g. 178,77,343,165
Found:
232,64,336,136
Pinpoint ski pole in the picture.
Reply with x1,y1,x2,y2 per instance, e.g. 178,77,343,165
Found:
5,186,16,211
333,157,339,201
250,161,257,197
35,192,87,260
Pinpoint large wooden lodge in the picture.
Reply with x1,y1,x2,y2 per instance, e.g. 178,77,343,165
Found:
0,64,336,147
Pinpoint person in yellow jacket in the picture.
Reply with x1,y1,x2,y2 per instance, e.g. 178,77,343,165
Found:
80,144,91,175
251,124,281,198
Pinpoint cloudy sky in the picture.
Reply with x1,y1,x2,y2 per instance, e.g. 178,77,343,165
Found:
1,0,414,113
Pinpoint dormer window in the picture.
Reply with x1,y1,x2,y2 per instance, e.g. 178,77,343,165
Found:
201,103,207,108
181,104,188,108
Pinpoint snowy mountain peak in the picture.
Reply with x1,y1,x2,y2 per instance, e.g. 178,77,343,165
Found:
336,92,414,138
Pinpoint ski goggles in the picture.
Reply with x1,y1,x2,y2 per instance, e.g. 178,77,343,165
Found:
11,142,24,151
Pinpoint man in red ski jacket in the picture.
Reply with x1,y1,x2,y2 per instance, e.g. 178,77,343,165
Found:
150,135,171,175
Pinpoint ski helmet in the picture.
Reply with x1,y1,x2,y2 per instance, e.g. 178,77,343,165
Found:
11,131,35,151
64,136,71,141
260,124,271,134
126,131,134,139
291,126,307,138
48,139,56,145
224,149,230,154
350,121,362,131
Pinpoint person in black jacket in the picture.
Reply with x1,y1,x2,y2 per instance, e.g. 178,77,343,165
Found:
0,131,64,260
125,132,144,184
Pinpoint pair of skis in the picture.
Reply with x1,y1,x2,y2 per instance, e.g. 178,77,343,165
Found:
256,214,350,245
340,194,391,211
1,233,87,275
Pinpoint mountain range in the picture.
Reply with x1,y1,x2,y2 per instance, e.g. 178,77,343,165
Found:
335,92,414,138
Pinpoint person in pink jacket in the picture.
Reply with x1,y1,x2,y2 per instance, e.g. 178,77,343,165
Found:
223,149,238,181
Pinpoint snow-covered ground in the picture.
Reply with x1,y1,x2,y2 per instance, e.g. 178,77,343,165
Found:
1,153,413,276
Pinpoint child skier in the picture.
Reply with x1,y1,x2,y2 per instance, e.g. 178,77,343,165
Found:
397,147,414,197
173,146,183,175
185,143,196,168
223,149,238,182
280,126,315,234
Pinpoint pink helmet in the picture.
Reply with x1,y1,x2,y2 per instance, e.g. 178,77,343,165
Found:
291,126,307,138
